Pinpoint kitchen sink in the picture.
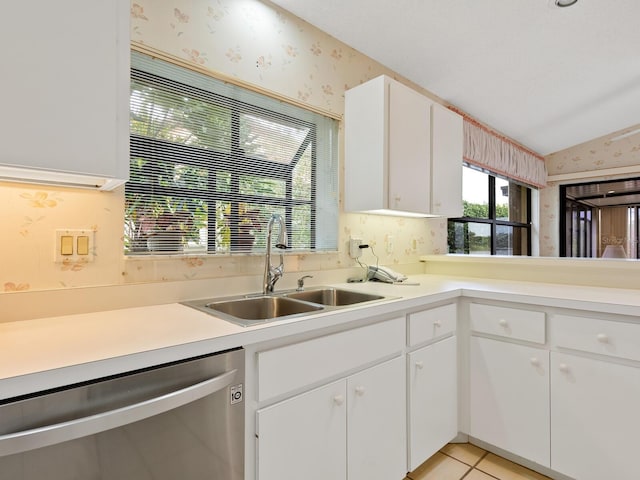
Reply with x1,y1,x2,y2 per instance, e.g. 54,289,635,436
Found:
284,287,384,306
182,287,391,327
184,295,324,327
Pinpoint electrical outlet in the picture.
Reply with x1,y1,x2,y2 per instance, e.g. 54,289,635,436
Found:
349,237,363,259
386,235,394,254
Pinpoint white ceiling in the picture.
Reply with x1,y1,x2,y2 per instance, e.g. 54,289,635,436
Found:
269,0,640,156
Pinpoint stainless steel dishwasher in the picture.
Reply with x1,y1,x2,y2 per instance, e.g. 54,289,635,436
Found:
0,347,244,480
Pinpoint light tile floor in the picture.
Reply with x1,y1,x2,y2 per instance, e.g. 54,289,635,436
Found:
405,443,553,480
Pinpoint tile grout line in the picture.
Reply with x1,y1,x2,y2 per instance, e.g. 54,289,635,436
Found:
473,450,490,468
434,446,554,480
473,451,553,480
439,447,490,469
459,468,473,480
460,451,502,480
440,448,496,480
463,467,502,480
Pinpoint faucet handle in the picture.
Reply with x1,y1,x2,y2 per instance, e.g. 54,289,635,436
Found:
297,275,313,291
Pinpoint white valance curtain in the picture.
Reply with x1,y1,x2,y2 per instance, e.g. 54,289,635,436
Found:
459,114,547,188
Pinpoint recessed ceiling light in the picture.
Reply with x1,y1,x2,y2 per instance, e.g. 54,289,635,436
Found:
555,0,578,6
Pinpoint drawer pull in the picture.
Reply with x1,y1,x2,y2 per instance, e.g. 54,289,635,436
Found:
530,357,540,367
498,319,508,327
355,386,366,396
415,361,425,370
433,320,442,328
559,363,570,373
596,333,609,343
333,395,345,406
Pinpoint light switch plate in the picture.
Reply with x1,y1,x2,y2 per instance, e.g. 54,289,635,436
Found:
54,229,95,263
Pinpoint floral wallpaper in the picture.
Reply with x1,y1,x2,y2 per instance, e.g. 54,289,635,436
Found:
545,125,640,177
538,181,560,257
124,0,448,284
539,124,640,257
0,0,446,293
3,0,635,293
4,0,637,294
0,181,125,292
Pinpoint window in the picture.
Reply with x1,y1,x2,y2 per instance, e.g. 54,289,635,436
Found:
448,165,532,255
562,197,594,258
560,178,640,259
125,51,338,255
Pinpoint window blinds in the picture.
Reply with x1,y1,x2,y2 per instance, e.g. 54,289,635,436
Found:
125,51,339,255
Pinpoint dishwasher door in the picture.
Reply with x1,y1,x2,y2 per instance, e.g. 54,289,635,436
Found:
0,347,244,480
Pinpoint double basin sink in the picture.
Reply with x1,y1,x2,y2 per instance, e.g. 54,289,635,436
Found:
183,287,387,327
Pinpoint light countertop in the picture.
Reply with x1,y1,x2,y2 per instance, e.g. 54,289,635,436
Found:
2,274,640,400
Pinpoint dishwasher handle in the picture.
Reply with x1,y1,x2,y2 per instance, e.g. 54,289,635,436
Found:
0,368,238,457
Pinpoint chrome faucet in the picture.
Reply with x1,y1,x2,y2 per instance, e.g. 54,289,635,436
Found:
297,275,313,291
263,214,288,294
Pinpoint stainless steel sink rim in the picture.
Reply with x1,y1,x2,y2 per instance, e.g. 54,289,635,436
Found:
206,295,323,321
283,287,384,306
181,287,393,327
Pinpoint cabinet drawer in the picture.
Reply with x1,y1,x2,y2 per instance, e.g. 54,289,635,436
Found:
258,317,405,402
408,303,456,346
551,314,640,362
470,303,545,344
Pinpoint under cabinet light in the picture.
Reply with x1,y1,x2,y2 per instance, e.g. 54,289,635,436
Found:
0,165,126,191
610,128,640,142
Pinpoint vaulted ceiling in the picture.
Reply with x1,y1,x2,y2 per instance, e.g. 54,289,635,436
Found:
269,0,640,156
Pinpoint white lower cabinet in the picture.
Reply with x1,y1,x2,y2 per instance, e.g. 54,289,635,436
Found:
256,356,406,480
408,335,457,470
256,380,346,480
469,336,550,468
255,299,640,480
551,352,640,480
347,356,406,480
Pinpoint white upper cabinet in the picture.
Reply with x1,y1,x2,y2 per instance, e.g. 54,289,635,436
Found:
0,0,130,190
344,75,462,216
431,103,463,217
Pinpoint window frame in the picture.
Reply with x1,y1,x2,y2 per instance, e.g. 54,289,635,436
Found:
125,52,337,256
448,165,533,256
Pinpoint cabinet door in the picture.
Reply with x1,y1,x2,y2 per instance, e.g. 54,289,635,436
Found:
257,380,347,480
431,104,463,217
388,79,432,214
408,336,458,471
0,0,129,186
344,76,387,212
470,336,550,467
551,352,640,480
345,75,436,215
347,356,406,480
